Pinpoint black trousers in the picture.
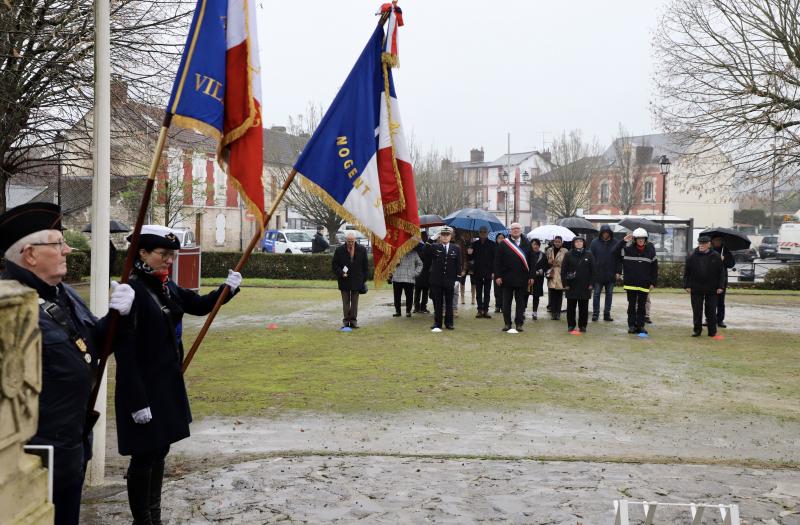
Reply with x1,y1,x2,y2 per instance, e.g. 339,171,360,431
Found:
502,286,528,327
566,298,589,329
493,281,503,309
47,443,87,525
692,291,718,335
549,289,564,315
530,294,541,313
472,275,492,311
414,285,429,311
393,282,414,313
626,290,648,329
430,283,454,328
716,289,727,323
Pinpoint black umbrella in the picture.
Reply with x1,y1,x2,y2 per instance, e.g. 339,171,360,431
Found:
419,214,445,227
82,220,131,234
617,217,667,234
700,227,751,251
557,216,598,234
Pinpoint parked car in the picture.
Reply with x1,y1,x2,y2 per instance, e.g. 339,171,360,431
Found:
732,247,757,263
777,222,800,262
261,229,314,253
757,235,778,259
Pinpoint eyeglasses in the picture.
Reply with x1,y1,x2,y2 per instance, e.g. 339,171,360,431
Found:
24,240,69,252
153,250,176,260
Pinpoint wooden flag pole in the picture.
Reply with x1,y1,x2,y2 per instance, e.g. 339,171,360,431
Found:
84,115,172,438
182,168,298,373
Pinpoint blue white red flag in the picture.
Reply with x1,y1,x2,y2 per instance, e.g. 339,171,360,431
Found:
294,18,419,283
167,0,265,227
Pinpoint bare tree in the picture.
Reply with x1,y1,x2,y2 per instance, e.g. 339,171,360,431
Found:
0,0,192,211
410,137,465,217
275,102,346,242
653,0,800,193
609,125,649,214
542,130,600,219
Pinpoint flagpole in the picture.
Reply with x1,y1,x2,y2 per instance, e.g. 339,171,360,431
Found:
84,114,172,439
182,168,298,373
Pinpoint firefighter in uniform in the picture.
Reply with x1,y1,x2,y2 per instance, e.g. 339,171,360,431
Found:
0,202,135,525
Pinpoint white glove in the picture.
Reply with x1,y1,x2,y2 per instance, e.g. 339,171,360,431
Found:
109,281,135,316
132,407,152,424
225,269,242,291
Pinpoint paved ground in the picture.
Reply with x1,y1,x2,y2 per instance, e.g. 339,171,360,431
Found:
81,289,800,524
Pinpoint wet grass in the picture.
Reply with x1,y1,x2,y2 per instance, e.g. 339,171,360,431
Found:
176,287,800,423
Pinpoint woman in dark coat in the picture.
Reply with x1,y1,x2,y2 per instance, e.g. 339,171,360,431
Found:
332,232,369,328
561,236,595,332
115,225,241,525
529,239,550,320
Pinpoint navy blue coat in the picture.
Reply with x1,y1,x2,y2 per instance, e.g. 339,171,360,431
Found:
2,262,123,491
426,243,462,286
115,269,237,455
469,238,496,278
332,243,369,292
589,232,623,283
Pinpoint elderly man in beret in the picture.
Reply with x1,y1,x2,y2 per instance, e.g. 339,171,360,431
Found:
683,235,726,338
0,202,135,525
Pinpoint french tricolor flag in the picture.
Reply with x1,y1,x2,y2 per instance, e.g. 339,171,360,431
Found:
167,0,265,227
294,20,419,283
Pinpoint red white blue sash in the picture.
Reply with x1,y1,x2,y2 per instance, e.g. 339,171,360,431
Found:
503,238,529,271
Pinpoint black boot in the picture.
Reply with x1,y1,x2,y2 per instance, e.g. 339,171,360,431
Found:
127,468,153,525
149,459,165,525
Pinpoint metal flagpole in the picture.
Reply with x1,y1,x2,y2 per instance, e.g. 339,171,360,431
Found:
86,0,111,486
182,169,298,373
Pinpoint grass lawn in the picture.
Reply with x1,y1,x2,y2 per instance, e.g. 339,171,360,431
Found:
168,286,800,424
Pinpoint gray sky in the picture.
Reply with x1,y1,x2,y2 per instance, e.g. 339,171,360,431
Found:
258,0,667,162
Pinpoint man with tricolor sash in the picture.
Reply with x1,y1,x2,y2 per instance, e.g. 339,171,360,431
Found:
494,223,534,332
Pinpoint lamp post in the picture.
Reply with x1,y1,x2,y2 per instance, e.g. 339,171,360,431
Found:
54,132,66,209
517,169,530,223
659,155,671,215
500,169,509,226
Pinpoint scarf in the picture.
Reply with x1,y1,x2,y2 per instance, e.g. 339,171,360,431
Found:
134,258,170,294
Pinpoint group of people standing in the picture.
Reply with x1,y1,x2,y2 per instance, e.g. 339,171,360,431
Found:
378,222,733,338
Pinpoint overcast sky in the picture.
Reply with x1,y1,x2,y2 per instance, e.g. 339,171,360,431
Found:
258,0,668,162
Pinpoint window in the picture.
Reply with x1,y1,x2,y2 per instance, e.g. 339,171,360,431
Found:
600,182,609,204
644,180,655,202
475,189,484,208
497,191,507,210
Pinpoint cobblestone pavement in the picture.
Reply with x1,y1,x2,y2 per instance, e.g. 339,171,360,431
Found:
83,455,799,524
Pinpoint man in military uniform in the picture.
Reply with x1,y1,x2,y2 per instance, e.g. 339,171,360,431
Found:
0,202,135,525
426,226,461,332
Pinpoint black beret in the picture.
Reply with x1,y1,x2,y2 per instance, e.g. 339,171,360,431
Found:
0,202,63,253
698,235,711,243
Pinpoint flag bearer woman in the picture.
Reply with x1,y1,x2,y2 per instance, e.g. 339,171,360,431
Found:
115,225,242,524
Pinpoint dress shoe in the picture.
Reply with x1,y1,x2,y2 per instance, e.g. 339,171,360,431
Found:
431,324,441,330
502,325,511,332
591,314,599,322
644,317,652,324
718,322,727,328
578,327,586,333
531,313,538,320
393,312,401,317
603,316,613,322
476,311,484,318
484,313,491,319
515,325,524,332
445,325,454,330
691,330,701,337
406,312,412,318
350,321,359,329
628,327,637,334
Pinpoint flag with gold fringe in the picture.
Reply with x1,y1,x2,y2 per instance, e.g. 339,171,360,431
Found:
293,5,419,283
166,0,265,228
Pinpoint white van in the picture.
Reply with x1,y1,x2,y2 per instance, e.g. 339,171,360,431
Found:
262,229,314,253
777,222,800,262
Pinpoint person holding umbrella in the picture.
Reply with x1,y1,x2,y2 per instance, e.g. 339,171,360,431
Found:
545,236,568,320
710,235,736,328
620,228,658,334
684,235,726,337
469,225,496,318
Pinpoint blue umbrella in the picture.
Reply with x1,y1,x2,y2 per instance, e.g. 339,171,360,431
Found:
488,229,509,242
443,208,506,233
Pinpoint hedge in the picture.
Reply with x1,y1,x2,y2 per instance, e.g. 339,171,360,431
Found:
201,251,375,280
3,250,796,290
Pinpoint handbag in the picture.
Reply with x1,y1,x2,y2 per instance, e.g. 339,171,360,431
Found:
359,282,368,294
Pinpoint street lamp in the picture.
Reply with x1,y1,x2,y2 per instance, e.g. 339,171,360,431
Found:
500,169,509,226
518,170,530,223
54,132,66,209
658,155,671,215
